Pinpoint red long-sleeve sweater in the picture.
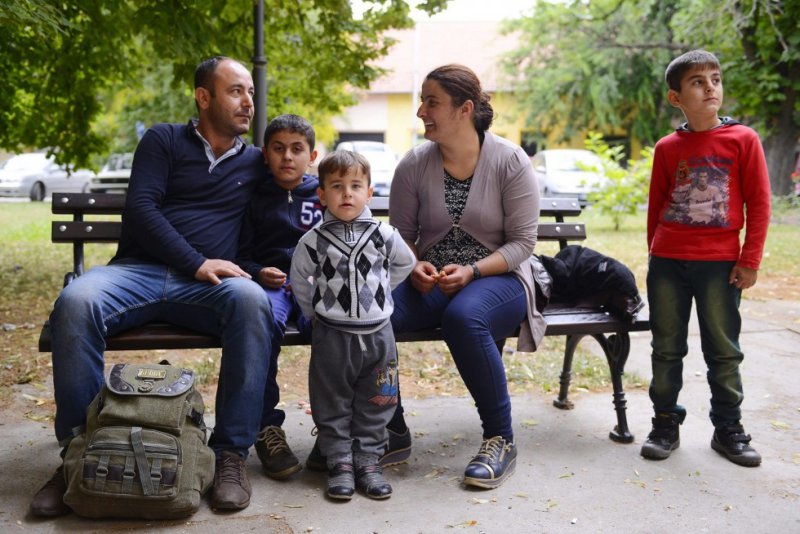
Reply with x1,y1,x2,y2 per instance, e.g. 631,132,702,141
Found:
647,121,771,270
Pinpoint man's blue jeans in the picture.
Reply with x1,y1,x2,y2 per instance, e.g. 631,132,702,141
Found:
50,259,273,456
647,256,744,427
391,274,527,440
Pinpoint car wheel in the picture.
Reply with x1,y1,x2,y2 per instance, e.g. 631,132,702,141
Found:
30,182,45,202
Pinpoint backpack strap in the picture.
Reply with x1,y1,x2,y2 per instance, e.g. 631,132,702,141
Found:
130,426,155,495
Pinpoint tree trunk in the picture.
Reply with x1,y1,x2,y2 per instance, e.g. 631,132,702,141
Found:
762,128,798,197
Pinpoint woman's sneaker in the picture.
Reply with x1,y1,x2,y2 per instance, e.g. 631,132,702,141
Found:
711,424,762,467
640,412,681,460
463,436,517,489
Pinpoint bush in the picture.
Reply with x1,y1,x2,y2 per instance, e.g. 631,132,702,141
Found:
584,132,652,231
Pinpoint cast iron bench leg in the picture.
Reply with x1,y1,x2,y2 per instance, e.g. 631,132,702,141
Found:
553,333,583,410
593,332,634,443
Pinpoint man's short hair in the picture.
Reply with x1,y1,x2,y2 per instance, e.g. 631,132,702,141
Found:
665,50,721,92
194,55,236,95
317,150,371,188
264,114,316,151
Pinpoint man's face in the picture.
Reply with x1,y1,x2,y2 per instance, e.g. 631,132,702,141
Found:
203,60,255,137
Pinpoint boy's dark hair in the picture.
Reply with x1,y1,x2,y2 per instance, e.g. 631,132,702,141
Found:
665,50,721,92
317,150,371,188
264,114,316,150
426,64,494,132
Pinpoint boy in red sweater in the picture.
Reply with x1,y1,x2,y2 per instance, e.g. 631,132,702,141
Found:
642,50,771,467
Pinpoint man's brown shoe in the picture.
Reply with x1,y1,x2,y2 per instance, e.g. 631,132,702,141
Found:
30,465,71,518
210,451,252,511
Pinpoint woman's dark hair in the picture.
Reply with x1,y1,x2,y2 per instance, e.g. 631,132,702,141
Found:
425,64,494,132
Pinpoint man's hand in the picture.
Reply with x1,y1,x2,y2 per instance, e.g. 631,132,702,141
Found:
195,259,252,285
729,265,757,290
410,261,439,294
258,266,287,289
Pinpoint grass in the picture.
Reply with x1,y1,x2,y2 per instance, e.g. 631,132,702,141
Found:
1,198,798,421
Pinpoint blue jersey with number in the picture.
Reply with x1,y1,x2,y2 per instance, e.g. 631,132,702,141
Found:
237,173,324,277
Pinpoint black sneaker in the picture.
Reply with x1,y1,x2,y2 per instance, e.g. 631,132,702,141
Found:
255,425,302,479
307,428,412,471
463,436,517,489
640,413,680,460
711,424,762,467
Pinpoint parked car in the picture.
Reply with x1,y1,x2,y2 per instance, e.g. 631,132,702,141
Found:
90,152,133,193
531,149,606,206
0,152,94,201
335,140,399,196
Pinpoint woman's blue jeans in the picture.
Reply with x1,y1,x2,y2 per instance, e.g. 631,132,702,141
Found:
50,259,273,456
391,274,527,440
647,256,744,427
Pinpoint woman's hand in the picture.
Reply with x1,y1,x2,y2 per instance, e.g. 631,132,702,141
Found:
411,261,440,293
436,264,472,296
258,266,287,289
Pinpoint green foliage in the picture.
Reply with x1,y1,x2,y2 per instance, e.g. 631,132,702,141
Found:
584,132,652,231
502,0,677,148
504,0,799,195
0,0,450,166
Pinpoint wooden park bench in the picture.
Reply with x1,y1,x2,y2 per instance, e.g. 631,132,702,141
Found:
38,192,649,443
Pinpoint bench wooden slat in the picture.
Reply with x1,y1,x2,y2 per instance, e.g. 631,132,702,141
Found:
50,220,586,244
52,193,126,214
51,221,124,242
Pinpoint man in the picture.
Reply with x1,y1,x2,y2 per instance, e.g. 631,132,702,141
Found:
31,56,271,516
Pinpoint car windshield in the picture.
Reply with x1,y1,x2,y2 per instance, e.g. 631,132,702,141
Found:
549,152,600,172
3,154,49,171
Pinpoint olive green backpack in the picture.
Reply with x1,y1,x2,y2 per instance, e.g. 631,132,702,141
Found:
63,362,215,519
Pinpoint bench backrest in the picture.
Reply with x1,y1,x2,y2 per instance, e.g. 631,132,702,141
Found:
51,193,586,277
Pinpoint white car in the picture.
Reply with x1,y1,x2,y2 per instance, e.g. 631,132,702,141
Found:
90,152,133,193
0,152,94,201
335,140,399,196
531,149,605,206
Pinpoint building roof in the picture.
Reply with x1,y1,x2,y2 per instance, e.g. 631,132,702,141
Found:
370,20,520,94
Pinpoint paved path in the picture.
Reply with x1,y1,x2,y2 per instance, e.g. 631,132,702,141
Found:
3,299,798,533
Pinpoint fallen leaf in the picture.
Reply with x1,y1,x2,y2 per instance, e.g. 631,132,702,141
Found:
522,419,539,428
723,505,733,512
471,498,489,505
282,503,304,508
770,420,790,430
558,473,573,479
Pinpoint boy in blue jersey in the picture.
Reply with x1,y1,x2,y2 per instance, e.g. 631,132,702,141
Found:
237,114,322,480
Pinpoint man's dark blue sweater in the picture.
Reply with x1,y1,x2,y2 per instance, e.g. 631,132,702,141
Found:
237,173,323,278
113,121,265,277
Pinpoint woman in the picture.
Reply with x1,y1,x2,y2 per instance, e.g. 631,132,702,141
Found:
389,65,545,488
389,64,544,489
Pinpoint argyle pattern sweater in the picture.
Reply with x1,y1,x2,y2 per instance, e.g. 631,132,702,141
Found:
291,207,415,334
